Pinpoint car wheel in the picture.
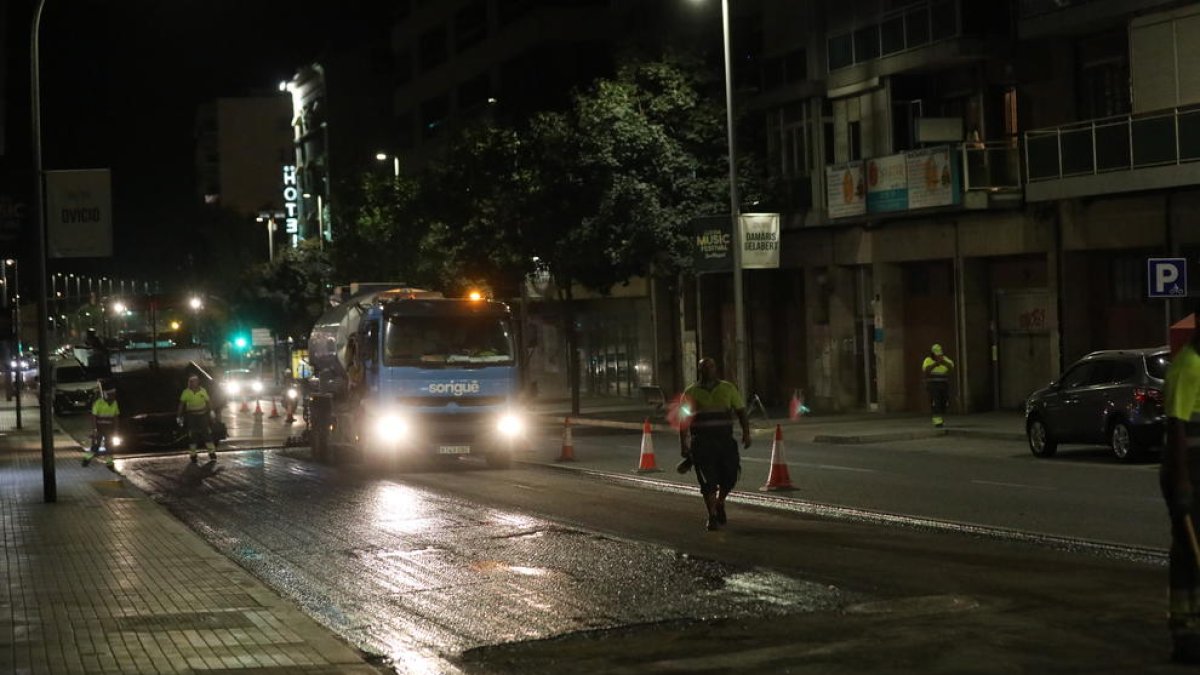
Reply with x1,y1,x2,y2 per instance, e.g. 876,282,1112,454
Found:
1109,421,1142,462
1027,418,1057,458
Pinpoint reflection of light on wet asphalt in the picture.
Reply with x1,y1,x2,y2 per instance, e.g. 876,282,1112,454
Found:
119,452,854,671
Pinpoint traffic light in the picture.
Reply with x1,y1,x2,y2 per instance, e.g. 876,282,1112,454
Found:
231,334,249,351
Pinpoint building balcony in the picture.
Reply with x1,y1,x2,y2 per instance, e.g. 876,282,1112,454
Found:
824,142,1022,222
1024,106,1200,202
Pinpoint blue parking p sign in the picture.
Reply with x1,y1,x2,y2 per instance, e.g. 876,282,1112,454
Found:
1147,258,1188,298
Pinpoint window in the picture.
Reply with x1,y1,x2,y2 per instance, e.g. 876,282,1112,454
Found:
455,0,488,53
1107,360,1136,384
778,103,809,177
419,25,447,72
1060,363,1095,389
905,7,930,47
1082,361,1116,386
854,26,880,61
930,1,957,40
1146,354,1170,380
848,120,862,161
385,315,513,366
828,34,853,70
881,16,905,54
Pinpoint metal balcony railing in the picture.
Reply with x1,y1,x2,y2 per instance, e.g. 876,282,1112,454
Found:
960,141,1022,191
1024,106,1200,183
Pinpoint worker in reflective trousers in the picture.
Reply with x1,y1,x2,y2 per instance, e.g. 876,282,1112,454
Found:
83,380,120,472
1163,300,1200,664
921,343,955,428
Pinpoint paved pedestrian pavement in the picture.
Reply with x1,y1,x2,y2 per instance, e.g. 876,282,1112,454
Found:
0,426,378,674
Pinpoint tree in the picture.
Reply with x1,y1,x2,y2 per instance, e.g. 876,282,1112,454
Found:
328,170,430,286
237,239,332,342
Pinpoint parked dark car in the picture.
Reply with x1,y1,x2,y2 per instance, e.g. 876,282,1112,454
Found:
1025,347,1169,461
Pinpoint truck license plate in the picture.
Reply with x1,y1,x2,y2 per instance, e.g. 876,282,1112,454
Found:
438,445,470,455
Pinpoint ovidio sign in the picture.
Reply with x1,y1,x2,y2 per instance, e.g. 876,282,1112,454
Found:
47,169,113,258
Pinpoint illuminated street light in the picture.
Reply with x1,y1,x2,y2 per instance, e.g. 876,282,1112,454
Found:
189,296,203,310
112,301,126,314
375,152,400,177
169,320,181,331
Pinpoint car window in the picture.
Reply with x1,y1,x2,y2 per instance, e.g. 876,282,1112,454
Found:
1105,360,1136,384
1059,362,1095,389
1146,354,1170,380
1082,361,1116,386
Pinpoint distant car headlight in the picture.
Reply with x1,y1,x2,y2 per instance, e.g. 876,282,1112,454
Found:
250,380,264,394
226,381,241,395
373,414,409,442
110,435,123,448
497,413,525,438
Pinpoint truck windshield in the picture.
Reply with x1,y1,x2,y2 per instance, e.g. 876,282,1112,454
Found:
384,315,513,366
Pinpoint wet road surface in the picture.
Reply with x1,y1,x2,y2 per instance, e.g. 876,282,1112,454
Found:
118,449,854,673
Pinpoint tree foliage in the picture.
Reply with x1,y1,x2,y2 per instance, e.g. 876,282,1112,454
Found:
237,239,332,341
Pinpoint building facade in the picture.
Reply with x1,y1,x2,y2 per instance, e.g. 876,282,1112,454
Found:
694,0,1200,414
194,96,293,218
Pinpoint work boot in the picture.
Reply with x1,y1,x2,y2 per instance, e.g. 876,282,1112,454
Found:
105,462,118,474
208,450,217,461
189,451,198,463
81,456,91,468
715,501,727,525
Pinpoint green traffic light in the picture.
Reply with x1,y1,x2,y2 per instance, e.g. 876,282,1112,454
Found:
233,336,248,350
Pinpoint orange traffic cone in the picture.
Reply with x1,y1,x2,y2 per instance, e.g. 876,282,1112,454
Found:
635,419,662,473
268,398,280,419
557,416,575,462
239,398,249,413
760,424,797,491
284,401,295,424
253,399,263,417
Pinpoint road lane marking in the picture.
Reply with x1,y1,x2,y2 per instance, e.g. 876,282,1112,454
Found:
970,480,1054,491
740,456,876,473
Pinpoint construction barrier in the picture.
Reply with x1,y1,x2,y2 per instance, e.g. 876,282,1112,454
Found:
635,418,662,473
760,424,797,491
557,416,576,462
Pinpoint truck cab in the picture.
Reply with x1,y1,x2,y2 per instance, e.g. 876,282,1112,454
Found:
311,286,524,467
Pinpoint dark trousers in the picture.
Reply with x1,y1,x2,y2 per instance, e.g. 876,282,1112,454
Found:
1163,432,1200,649
691,427,740,495
926,380,949,415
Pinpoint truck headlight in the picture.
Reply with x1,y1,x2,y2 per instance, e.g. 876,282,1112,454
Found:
226,381,241,395
251,380,264,394
374,414,409,441
497,413,525,438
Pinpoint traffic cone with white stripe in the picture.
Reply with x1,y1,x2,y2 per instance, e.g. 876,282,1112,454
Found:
253,399,263,417
557,416,576,462
635,419,662,473
268,397,280,419
760,424,797,492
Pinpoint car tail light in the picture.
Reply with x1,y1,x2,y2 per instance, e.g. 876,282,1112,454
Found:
1133,388,1163,405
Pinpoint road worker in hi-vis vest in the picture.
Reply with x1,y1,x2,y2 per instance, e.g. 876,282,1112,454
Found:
921,344,955,428
84,380,120,473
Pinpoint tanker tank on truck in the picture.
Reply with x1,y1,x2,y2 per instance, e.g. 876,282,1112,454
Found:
308,283,524,466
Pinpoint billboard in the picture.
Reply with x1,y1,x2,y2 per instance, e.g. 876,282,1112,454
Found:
740,213,780,269
866,154,908,212
906,146,961,209
46,169,113,258
825,161,866,218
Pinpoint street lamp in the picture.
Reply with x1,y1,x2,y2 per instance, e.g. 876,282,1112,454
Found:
375,151,400,178
189,296,203,311
691,0,747,392
6,259,20,354
256,211,285,263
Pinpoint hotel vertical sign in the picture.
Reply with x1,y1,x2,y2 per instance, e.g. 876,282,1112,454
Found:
282,165,299,248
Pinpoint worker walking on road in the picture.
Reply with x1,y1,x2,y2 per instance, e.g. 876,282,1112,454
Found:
176,374,217,463
679,357,752,531
1163,300,1200,664
921,343,955,428
83,380,120,473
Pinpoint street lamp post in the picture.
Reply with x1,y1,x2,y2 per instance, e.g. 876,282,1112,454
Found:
694,0,748,392
256,212,283,263
31,0,56,502
375,152,400,178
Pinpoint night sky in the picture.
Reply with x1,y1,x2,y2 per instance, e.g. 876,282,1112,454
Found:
11,0,392,280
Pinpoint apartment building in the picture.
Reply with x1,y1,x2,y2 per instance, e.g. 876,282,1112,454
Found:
194,96,293,218
694,0,1200,414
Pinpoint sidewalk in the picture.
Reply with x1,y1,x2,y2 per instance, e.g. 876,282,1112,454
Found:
532,396,1027,443
0,427,377,673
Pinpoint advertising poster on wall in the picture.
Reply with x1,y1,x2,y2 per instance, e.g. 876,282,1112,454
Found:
691,215,732,273
46,169,113,258
906,147,961,209
739,213,780,269
866,154,908,212
825,161,865,218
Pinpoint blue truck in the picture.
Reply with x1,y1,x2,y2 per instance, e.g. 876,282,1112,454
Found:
308,284,524,466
